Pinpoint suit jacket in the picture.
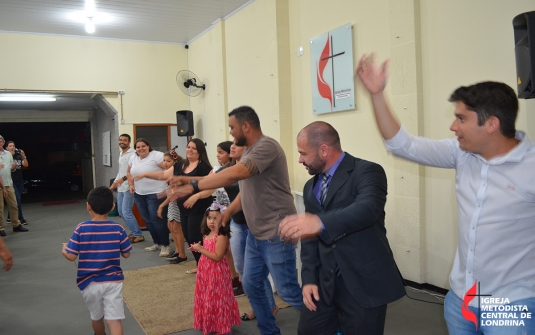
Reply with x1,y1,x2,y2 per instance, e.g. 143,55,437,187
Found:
300,153,405,308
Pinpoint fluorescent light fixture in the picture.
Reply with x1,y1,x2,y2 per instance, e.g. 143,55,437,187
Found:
0,95,56,102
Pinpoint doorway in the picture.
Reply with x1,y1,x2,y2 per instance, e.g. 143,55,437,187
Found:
1,122,93,203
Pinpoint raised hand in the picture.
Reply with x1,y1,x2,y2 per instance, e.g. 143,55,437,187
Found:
355,52,390,95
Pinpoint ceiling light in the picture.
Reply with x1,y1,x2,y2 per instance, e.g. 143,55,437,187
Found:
68,0,111,32
85,0,96,16
85,18,95,33
0,95,56,102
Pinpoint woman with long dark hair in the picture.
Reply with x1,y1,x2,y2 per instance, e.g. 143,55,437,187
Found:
137,138,212,273
175,139,213,273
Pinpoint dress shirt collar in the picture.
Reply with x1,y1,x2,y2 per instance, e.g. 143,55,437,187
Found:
472,131,531,165
325,152,346,178
120,147,135,157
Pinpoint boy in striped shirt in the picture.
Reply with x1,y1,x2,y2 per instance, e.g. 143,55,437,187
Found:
62,186,132,335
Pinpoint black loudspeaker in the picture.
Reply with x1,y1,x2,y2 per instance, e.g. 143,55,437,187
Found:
513,11,535,99
176,110,194,136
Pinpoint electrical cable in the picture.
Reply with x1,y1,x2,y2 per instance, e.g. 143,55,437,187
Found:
405,286,445,306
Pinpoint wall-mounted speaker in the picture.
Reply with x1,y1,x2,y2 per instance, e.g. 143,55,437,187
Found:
176,110,194,137
513,11,535,99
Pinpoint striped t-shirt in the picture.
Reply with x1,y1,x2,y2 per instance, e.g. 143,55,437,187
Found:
66,220,132,291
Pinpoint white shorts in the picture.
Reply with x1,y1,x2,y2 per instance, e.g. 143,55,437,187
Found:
81,282,125,321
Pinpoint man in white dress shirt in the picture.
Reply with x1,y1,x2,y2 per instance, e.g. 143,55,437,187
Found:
357,53,535,335
110,134,144,243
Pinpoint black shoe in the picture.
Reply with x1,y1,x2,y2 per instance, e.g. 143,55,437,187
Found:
20,219,27,225
165,251,178,260
13,225,29,232
6,218,11,224
234,285,245,297
232,276,241,288
169,256,187,264
0,230,5,237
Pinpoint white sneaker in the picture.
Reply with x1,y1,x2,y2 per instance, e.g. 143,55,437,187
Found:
144,244,162,252
159,246,171,257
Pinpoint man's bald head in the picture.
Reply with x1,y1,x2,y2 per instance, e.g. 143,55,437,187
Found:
298,121,342,152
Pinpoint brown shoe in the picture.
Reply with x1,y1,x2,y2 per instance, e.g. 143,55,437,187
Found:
131,236,145,243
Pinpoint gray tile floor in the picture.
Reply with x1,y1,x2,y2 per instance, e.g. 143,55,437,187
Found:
0,200,448,335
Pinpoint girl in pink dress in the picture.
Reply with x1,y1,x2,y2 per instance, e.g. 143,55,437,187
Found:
188,202,241,335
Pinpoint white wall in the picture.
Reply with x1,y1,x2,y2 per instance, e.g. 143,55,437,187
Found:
419,0,535,288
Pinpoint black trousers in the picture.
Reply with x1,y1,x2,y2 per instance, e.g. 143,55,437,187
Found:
180,212,204,265
298,274,388,335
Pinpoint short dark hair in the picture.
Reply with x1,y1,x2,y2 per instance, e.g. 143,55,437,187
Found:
228,106,261,129
134,138,153,154
299,121,341,151
449,81,518,138
119,134,131,142
87,186,114,215
200,209,230,236
5,141,14,149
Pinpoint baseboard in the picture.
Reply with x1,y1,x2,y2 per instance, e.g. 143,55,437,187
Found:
403,279,449,295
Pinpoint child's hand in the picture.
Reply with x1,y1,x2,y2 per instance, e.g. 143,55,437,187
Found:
187,242,202,252
134,173,145,180
157,206,163,219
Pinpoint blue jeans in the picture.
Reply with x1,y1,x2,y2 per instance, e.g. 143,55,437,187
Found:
8,180,24,220
444,290,535,335
117,191,142,237
230,220,276,309
242,231,302,335
134,193,169,246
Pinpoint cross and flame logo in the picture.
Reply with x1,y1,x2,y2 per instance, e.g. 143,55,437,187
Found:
316,33,333,110
462,281,479,329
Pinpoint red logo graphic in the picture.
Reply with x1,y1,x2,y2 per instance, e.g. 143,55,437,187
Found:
316,33,333,110
462,281,479,329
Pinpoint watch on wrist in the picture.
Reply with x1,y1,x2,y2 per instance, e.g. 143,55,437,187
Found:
189,179,200,194
122,176,128,181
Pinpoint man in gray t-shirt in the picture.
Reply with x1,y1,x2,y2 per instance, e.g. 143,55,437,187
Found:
239,135,296,239
171,106,302,335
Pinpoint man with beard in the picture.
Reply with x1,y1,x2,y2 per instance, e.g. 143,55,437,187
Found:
279,121,405,335
169,106,302,335
356,53,535,334
110,134,144,243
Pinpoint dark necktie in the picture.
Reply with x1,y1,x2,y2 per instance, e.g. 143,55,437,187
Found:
320,173,330,205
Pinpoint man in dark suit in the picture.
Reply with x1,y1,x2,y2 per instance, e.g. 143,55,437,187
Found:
280,121,405,335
